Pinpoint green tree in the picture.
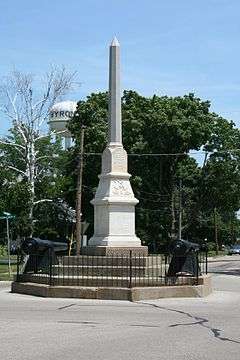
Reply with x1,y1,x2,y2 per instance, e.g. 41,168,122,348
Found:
0,67,76,236
0,131,71,237
69,91,234,249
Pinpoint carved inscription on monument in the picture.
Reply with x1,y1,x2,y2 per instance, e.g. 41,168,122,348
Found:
101,147,127,173
111,180,132,196
112,147,127,172
110,210,134,235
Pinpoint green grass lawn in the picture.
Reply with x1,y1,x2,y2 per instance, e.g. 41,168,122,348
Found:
207,250,227,257
0,264,17,281
0,258,17,281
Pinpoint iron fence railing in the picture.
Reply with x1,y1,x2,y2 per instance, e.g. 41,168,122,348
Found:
16,250,208,288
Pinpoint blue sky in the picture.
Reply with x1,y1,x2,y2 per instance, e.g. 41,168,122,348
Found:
1,0,240,139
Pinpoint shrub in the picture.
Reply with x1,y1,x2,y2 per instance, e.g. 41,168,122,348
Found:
0,245,7,257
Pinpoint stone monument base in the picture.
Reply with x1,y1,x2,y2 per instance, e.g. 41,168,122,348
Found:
12,275,212,300
81,246,148,256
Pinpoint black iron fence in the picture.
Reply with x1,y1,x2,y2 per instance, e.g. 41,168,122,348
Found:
16,250,208,288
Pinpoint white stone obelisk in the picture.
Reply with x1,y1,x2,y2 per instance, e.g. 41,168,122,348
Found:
88,38,146,255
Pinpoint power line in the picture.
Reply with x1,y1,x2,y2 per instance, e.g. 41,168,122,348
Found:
138,190,171,197
136,207,172,213
83,149,240,157
84,152,188,156
138,196,171,203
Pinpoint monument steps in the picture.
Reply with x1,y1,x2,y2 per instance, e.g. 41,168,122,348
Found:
60,255,163,267
52,264,165,277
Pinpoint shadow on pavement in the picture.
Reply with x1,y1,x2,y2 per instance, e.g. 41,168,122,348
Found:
210,269,240,276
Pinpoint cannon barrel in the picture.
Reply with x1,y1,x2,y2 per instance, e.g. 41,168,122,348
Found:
169,239,200,256
21,237,68,255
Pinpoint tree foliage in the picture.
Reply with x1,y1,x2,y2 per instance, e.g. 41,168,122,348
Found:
0,67,77,238
2,86,240,250
68,91,240,249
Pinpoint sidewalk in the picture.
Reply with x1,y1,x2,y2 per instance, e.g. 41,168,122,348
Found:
0,281,11,288
208,255,240,262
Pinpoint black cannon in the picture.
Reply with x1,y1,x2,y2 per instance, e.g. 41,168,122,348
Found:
167,239,200,277
21,237,68,274
22,238,67,255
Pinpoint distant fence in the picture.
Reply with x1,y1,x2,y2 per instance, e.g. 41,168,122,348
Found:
16,250,208,288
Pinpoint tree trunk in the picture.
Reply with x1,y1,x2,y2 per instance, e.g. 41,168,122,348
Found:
214,207,219,255
171,189,177,241
28,141,35,237
75,127,85,255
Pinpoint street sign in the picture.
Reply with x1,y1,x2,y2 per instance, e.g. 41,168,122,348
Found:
0,212,15,220
0,211,15,278
81,221,89,235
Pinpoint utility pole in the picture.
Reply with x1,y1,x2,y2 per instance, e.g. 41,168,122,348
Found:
0,212,15,278
75,126,85,256
214,207,219,255
6,216,11,277
178,179,182,240
230,215,234,244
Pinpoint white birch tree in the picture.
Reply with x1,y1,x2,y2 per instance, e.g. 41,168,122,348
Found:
0,66,77,235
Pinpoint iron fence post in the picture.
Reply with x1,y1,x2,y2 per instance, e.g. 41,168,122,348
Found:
205,248,208,275
196,251,199,285
49,248,53,286
16,251,20,282
164,253,167,285
129,250,132,288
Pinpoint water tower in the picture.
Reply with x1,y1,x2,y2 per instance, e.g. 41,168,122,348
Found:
48,101,77,149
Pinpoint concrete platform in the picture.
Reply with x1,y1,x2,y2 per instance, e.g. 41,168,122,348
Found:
15,273,202,287
11,275,212,301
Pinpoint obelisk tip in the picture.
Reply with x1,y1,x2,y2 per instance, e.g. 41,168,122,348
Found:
111,36,120,47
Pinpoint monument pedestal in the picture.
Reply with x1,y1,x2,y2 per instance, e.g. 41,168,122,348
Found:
81,246,148,256
87,146,147,256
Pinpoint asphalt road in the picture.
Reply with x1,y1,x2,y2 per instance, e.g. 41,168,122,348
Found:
208,254,240,292
0,255,240,360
